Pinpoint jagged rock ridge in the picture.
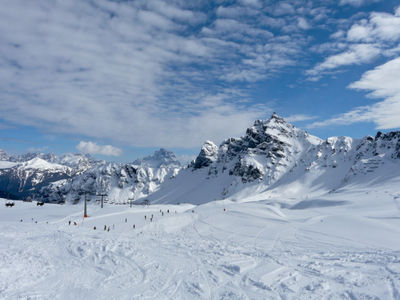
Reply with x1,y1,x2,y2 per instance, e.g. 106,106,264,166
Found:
36,149,181,203
0,152,98,200
147,113,400,205
2,113,400,205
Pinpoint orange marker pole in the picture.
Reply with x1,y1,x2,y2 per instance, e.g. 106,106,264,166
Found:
84,193,88,218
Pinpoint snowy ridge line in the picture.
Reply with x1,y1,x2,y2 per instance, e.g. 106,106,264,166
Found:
1,113,400,205
0,148,181,204
147,113,400,205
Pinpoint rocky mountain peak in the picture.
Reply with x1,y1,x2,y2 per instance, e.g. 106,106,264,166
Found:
247,113,297,143
269,111,286,123
253,112,287,127
133,148,180,168
153,148,178,163
193,141,218,169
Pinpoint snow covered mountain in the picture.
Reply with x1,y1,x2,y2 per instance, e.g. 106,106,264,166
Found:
148,113,400,205
2,113,400,205
37,149,181,204
0,151,100,200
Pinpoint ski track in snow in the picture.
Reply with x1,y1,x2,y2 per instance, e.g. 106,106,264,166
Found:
1,192,400,300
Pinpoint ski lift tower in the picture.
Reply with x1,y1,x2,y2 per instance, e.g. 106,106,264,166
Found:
97,193,108,209
84,193,88,218
129,197,134,208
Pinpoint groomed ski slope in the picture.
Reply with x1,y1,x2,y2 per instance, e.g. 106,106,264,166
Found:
1,185,400,299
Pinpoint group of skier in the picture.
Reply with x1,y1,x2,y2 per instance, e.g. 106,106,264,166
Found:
65,207,182,232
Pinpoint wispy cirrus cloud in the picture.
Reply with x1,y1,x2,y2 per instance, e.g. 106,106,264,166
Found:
307,44,381,80
285,114,317,123
0,0,324,148
308,57,400,130
6,0,398,150
307,6,400,81
304,4,400,131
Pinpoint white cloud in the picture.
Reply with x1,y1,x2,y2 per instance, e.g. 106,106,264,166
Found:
349,56,400,98
0,0,333,147
285,114,317,122
340,0,380,7
0,0,285,148
307,6,400,80
297,17,311,30
145,0,205,24
308,57,400,129
347,11,400,42
212,18,273,39
307,44,381,78
238,0,262,8
76,141,122,157
216,6,259,18
273,2,295,16
347,23,373,42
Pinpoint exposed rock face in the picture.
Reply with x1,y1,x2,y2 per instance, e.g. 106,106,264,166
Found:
206,112,321,184
0,155,80,200
133,148,180,168
193,141,218,169
0,148,180,203
36,149,181,204
147,113,400,205
3,113,400,205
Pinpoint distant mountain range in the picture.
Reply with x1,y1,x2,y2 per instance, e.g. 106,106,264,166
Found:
0,149,180,203
0,152,99,200
1,113,399,204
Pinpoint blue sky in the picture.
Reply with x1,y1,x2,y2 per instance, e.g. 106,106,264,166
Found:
0,0,400,163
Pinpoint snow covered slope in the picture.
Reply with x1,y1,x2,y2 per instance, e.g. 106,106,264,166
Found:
37,149,181,204
148,113,400,204
1,182,400,299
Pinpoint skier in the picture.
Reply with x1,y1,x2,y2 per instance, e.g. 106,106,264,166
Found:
69,220,71,225
144,215,147,220
133,224,135,229
125,218,127,223
104,225,107,231
94,226,96,230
